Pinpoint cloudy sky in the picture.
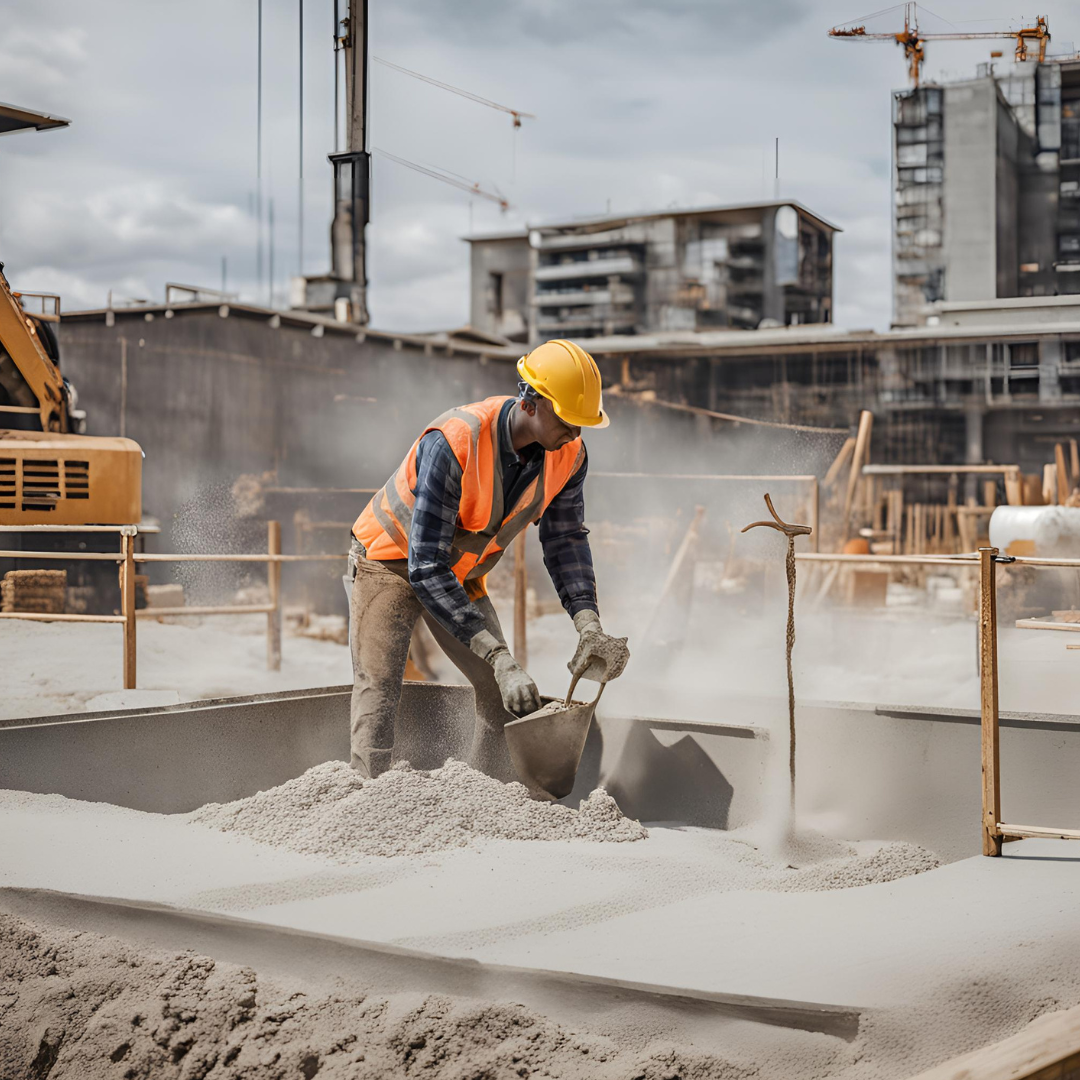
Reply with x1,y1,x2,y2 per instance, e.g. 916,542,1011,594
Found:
0,0,1076,332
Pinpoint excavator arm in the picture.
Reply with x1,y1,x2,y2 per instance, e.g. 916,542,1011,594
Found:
0,263,67,433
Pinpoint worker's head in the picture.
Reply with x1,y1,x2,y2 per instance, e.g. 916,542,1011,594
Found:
516,381,581,451
516,340,608,444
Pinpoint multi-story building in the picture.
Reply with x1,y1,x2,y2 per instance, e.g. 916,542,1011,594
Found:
466,201,838,344
893,56,1080,327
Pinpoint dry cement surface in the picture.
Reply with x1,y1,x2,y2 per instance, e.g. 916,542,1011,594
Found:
187,760,647,858
5,902,1080,1080
4,780,1080,1078
0,912,748,1080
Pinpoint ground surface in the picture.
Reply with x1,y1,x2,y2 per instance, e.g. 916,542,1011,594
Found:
0,615,353,720
6,781,1080,1075
3,781,1080,1076
4,606,1078,722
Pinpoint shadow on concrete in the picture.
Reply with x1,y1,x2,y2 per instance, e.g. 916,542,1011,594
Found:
604,722,734,828
558,719,603,808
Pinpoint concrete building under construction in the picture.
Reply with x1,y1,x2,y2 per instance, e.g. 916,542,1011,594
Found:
467,201,838,344
893,56,1080,326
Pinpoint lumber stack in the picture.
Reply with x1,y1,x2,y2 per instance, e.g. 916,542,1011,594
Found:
1,569,67,614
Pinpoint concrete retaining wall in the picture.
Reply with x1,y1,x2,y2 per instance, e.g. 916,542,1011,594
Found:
3,687,1078,863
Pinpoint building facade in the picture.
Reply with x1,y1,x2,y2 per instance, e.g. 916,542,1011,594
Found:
466,202,838,344
893,57,1080,327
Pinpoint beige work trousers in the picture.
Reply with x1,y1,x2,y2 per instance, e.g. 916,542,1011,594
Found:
348,552,517,780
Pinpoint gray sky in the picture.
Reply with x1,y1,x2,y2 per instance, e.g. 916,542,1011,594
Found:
1,0,1076,332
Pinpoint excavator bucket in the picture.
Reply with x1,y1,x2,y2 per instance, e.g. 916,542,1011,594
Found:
504,689,600,801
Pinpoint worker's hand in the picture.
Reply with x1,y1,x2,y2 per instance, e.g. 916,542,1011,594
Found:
568,610,630,684
491,649,543,717
469,629,542,716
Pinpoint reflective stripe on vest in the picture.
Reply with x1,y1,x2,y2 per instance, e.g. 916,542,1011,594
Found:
352,396,584,587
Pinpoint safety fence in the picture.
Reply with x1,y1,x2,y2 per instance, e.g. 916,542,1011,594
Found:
0,522,345,689
795,547,1080,855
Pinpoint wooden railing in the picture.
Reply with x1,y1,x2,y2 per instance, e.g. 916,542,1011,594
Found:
795,547,1080,855
0,522,345,689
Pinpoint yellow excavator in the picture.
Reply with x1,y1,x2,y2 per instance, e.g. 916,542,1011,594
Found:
0,101,141,526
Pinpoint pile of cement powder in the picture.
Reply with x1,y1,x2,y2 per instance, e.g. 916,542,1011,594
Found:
7,910,1080,1080
188,759,647,860
0,914,779,1080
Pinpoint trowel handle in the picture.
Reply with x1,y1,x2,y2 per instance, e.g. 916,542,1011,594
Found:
564,674,606,708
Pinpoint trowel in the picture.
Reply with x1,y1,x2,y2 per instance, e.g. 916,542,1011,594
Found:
504,636,629,801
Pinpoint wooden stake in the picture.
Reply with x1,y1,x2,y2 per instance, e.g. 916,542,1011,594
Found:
824,437,856,487
979,547,1002,857
842,411,873,541
983,479,997,509
267,520,282,672
513,529,528,668
1056,443,1071,505
121,530,137,690
1004,467,1022,507
1070,439,1080,486
1043,463,1058,506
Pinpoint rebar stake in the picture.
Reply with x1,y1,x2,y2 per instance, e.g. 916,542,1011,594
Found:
742,494,813,817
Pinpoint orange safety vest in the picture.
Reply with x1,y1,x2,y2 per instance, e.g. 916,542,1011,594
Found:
353,396,585,596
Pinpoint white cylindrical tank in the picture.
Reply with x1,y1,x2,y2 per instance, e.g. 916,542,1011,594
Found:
988,505,1080,556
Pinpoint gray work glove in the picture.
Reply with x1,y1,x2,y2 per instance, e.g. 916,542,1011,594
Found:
568,610,630,684
470,629,542,717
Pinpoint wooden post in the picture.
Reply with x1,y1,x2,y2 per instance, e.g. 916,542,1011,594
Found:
1004,467,1022,507
1056,443,1071,505
267,520,282,672
979,546,1003,857
513,530,528,667
842,410,873,541
121,529,137,689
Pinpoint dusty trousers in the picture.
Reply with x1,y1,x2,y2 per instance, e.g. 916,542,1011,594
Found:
348,552,519,781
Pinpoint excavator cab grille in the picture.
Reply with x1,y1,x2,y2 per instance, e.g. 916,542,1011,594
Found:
0,457,90,512
0,434,139,525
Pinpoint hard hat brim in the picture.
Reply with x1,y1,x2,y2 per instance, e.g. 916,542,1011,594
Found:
554,402,609,429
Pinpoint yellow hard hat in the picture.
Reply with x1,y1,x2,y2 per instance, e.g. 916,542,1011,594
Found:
516,339,609,429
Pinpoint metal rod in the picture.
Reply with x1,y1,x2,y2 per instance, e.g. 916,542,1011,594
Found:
742,494,812,821
979,547,1002,857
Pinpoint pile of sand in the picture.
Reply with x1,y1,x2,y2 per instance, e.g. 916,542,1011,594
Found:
0,914,752,1080
188,759,647,860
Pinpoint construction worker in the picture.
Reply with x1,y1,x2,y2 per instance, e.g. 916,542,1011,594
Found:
347,339,628,780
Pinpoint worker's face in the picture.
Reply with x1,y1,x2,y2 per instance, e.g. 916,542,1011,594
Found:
526,397,581,451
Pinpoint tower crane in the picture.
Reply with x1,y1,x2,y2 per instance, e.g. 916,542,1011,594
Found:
828,3,1050,86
